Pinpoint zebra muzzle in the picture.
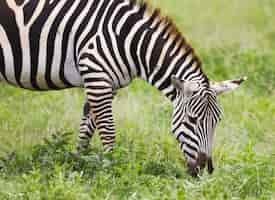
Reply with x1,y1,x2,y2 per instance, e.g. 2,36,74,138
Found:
187,152,214,177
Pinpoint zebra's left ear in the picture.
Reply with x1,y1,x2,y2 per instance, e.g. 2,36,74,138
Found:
210,77,247,95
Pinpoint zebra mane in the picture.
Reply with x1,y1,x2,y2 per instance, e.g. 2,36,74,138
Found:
129,0,208,84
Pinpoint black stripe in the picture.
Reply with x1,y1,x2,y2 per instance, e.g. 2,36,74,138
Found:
86,91,112,98
0,1,23,87
45,0,75,89
172,122,181,133
0,46,8,82
29,0,59,89
149,35,166,73
182,59,197,79
96,36,121,85
158,48,193,91
129,5,147,77
184,141,198,152
15,0,24,6
23,0,40,25
151,35,178,85
74,0,100,63
102,0,126,80
172,107,184,126
77,0,109,54
136,10,159,77
183,149,196,160
139,29,153,76
79,53,106,73
182,121,200,145
115,3,142,79
59,0,89,86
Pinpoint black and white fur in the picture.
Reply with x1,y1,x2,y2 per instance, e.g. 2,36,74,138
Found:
0,0,246,176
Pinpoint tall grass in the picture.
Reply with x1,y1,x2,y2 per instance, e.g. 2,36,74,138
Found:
0,0,275,199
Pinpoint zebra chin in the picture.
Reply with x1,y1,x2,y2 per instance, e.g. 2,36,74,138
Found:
187,152,214,177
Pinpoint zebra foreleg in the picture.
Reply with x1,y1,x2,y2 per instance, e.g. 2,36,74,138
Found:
77,101,96,153
81,69,116,152
86,85,116,152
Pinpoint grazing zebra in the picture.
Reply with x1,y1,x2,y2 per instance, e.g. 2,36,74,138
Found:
0,0,246,176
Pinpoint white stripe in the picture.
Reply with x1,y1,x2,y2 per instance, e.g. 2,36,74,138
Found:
36,0,67,89
162,85,174,97
124,15,147,78
7,2,33,88
64,0,96,86
92,41,120,86
182,62,199,81
170,38,181,56
106,2,130,86
76,0,105,54
150,15,159,29
50,0,80,87
27,0,47,27
137,30,148,80
115,2,135,35
0,26,16,85
98,0,124,88
79,58,102,72
176,53,193,78
182,124,200,145
154,51,182,88
147,21,167,83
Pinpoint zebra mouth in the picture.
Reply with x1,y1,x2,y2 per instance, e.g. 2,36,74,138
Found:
187,152,214,177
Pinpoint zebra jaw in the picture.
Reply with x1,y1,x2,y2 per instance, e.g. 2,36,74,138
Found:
210,76,247,95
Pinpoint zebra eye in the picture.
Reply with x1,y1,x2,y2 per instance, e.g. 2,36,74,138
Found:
187,115,197,124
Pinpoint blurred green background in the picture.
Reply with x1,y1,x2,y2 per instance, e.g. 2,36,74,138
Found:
0,0,274,199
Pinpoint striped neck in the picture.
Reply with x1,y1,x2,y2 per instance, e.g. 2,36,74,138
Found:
130,2,209,102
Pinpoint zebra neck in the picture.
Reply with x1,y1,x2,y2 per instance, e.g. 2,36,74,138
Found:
138,33,208,102
125,2,209,102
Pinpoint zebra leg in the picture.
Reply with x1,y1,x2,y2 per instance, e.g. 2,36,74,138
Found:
80,69,116,152
77,101,96,153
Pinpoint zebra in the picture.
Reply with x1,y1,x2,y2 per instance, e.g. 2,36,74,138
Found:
0,0,246,176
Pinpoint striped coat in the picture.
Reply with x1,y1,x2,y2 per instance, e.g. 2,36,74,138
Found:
0,0,246,176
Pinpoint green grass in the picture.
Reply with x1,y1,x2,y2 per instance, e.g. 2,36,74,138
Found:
0,0,275,199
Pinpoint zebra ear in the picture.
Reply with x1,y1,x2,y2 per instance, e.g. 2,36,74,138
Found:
171,75,184,90
183,80,200,97
210,77,247,95
171,75,200,96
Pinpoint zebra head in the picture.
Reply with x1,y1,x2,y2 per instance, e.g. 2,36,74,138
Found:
171,75,246,176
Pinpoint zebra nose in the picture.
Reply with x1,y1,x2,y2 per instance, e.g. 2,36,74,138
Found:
187,152,214,177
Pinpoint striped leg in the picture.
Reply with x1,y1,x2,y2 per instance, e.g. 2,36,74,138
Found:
80,67,116,152
77,101,96,152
